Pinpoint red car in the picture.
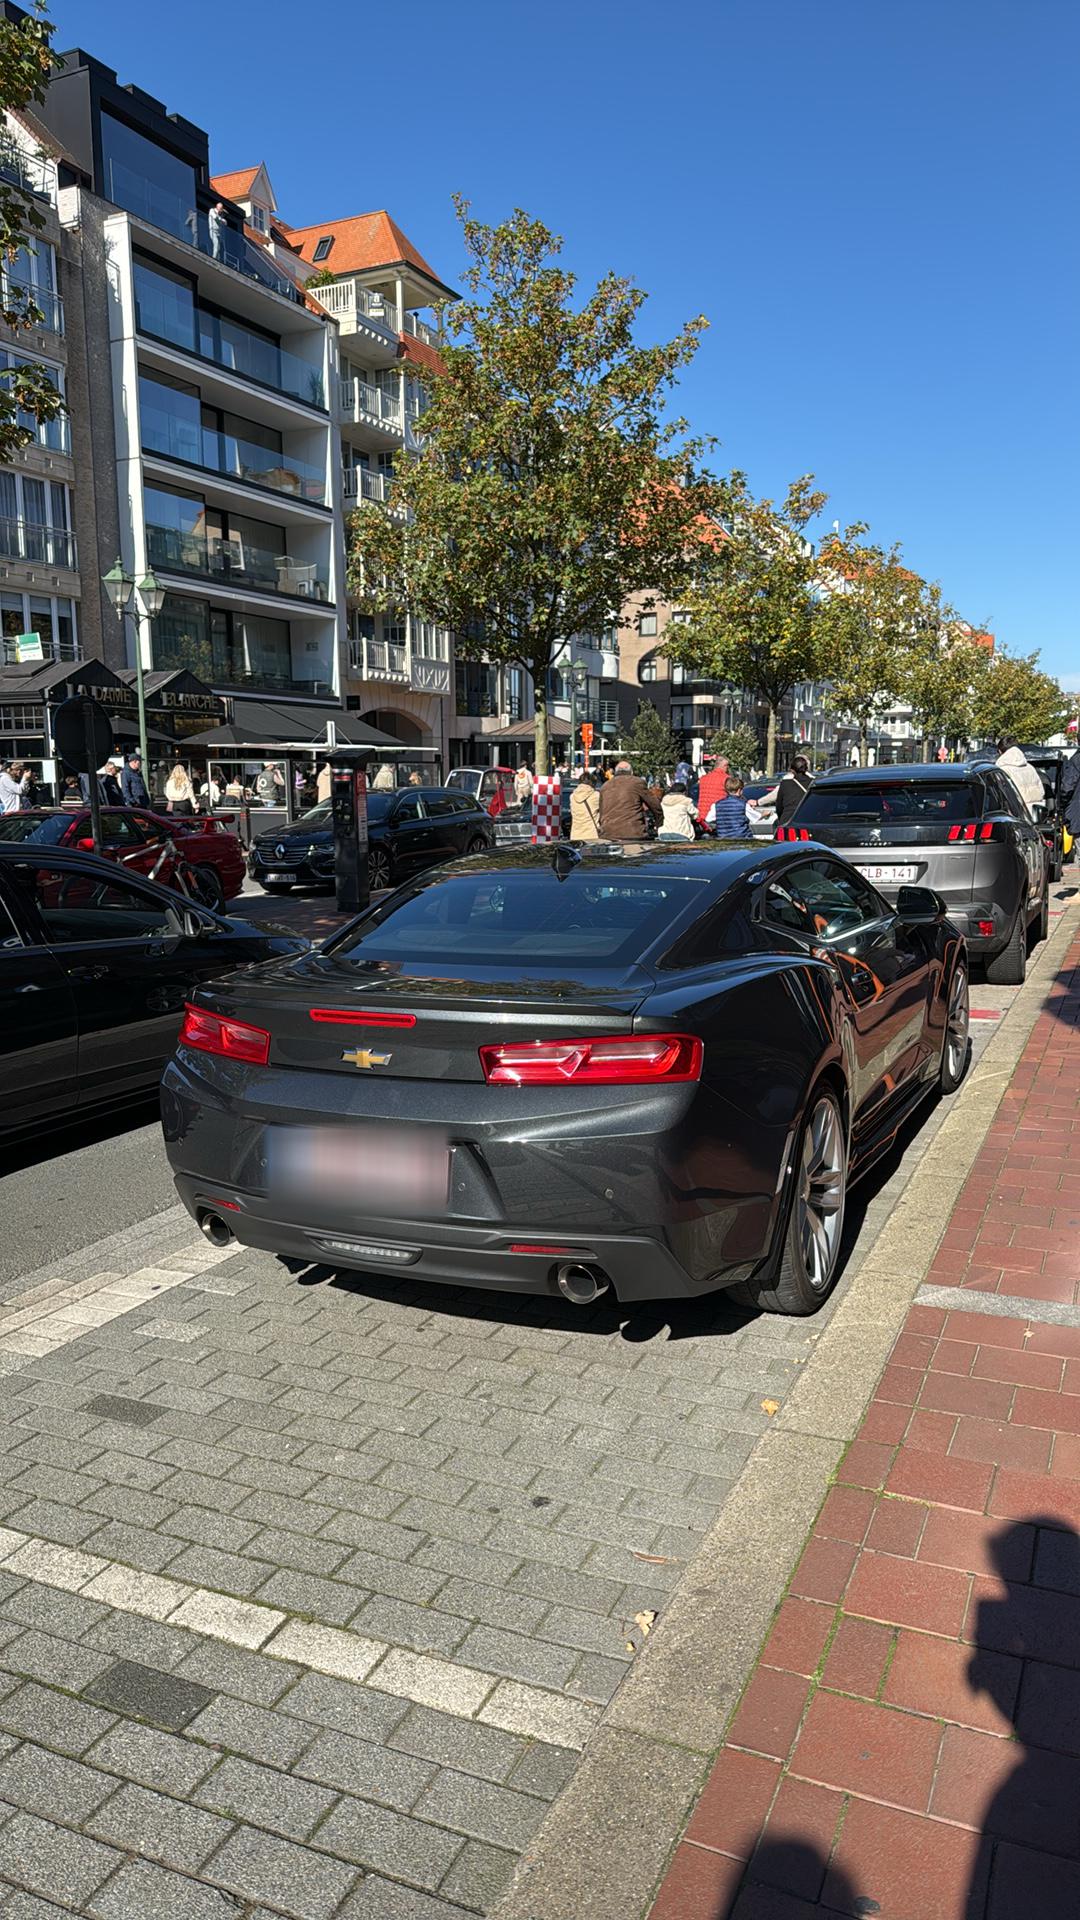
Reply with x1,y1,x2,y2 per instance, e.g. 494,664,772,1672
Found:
0,808,245,908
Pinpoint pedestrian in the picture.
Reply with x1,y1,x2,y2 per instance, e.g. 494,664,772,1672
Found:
316,760,332,804
120,751,149,808
707,773,750,836
224,771,247,804
763,754,813,830
208,200,227,261
253,761,282,807
514,763,533,805
371,760,396,792
569,769,602,841
408,770,424,786
995,736,1044,815
597,758,663,842
164,761,196,816
657,780,698,841
100,760,123,806
200,765,223,811
60,774,82,809
695,754,730,823
0,760,30,813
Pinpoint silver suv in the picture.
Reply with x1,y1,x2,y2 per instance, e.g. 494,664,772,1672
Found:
784,763,1048,984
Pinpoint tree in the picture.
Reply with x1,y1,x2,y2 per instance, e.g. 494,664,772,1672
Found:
0,4,66,461
664,474,826,775
706,722,760,773
346,200,722,771
971,651,1067,746
815,533,940,765
616,699,681,777
903,634,989,756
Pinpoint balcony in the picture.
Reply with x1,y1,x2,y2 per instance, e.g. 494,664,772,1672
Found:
402,312,439,349
411,653,451,695
107,157,302,305
310,280,401,345
135,285,325,410
342,467,400,509
0,516,77,571
2,633,81,667
338,378,402,434
4,280,64,336
146,524,331,603
0,141,53,205
153,633,334,701
141,411,327,507
348,637,409,683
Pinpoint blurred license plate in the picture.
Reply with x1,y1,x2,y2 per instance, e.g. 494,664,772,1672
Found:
264,872,292,883
856,863,918,884
272,1127,448,1216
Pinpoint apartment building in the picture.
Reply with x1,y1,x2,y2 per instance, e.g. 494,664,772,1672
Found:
611,588,771,762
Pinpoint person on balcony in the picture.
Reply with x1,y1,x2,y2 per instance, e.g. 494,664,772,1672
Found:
208,201,228,262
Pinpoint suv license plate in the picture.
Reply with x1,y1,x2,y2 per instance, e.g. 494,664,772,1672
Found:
856,863,918,885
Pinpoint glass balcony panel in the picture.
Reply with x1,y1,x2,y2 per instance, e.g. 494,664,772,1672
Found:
0,515,76,568
146,520,329,600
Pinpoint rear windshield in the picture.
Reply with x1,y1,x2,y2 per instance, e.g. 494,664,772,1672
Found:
797,783,978,826
0,813,71,844
328,870,702,966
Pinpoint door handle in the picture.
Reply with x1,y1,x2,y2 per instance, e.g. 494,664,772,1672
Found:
14,982,41,993
69,964,108,981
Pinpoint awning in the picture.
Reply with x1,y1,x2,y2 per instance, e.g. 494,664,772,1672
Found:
483,716,571,743
184,698,399,750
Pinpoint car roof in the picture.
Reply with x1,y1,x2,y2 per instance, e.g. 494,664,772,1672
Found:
816,763,984,785
440,838,790,881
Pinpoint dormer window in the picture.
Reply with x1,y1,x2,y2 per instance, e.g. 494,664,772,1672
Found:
312,236,334,262
249,204,267,234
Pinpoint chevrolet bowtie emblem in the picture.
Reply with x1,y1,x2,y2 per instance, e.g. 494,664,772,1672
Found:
341,1047,392,1070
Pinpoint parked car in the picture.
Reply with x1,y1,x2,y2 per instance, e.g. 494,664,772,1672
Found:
446,766,518,816
493,791,572,845
0,808,245,910
0,843,305,1134
784,762,1048,984
163,839,968,1316
1019,747,1071,881
249,787,495,894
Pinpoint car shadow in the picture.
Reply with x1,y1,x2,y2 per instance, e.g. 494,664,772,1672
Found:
0,1095,160,1177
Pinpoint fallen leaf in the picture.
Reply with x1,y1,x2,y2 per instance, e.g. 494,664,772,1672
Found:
625,1641,636,1653
631,1551,676,1565
634,1609,657,1637
761,1399,780,1416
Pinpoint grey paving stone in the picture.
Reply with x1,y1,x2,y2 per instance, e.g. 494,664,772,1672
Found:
0,1680,115,1756
208,1824,359,1920
320,1513,430,1560
315,1795,462,1891
0,1741,115,1822
388,1705,525,1784
434,1579,548,1637
280,1672,410,1744
86,1721,217,1796
155,1470,247,1514
8,1464,104,1508
81,1611,201,1673
412,1539,521,1588
456,1624,577,1691
81,1393,166,1428
87,1857,245,1920
195,1753,336,1839
2,1629,113,1693
0,1893,71,1919
538,1603,638,1658
86,1781,233,1871
0,1584,108,1640
159,1505,262,1553
567,1651,631,1703
81,1484,179,1531
80,1520,185,1573
438,1838,517,1911
351,1596,469,1658
246,1526,350,1576
185,1695,312,1767
338,1880,475,1920
295,1728,435,1811
82,1659,215,1732
3,1499,101,1546
173,1639,301,1708
507,1740,580,1800
86,1450,177,1492
254,1567,362,1625
164,1543,273,1596
0,1809,123,1906
415,1768,546,1850
331,1550,448,1608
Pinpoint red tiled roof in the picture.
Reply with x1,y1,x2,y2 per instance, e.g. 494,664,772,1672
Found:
286,210,441,284
400,333,443,374
211,166,262,202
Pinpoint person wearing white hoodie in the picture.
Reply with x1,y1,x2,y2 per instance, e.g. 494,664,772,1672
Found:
996,736,1045,816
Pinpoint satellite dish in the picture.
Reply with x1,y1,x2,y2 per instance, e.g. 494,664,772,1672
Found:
53,695,115,774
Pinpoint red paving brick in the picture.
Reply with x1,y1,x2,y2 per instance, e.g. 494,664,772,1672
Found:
788,1536,858,1606
885,1445,994,1511
918,1509,1035,1582
752,1778,843,1900
864,1496,926,1558
950,1414,1053,1473
825,1800,987,1920
819,1615,893,1697
686,1747,781,1857
760,1598,836,1679
883,1628,1019,1734
729,1669,812,1761
790,1691,940,1809
814,1485,876,1546
989,1465,1080,1531
844,1550,971,1636
648,1841,746,1918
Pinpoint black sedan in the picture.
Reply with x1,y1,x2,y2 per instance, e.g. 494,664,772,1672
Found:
162,839,968,1315
249,788,495,894
0,844,305,1135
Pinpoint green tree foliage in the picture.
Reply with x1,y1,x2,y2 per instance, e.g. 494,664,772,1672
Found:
0,4,66,461
972,651,1067,746
706,722,760,774
903,634,990,755
346,200,723,771
665,474,826,775
616,699,681,777
816,533,940,764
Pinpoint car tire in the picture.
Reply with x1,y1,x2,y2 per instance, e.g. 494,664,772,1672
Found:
1032,888,1049,946
368,848,392,891
187,864,225,912
736,1088,847,1316
985,909,1026,985
940,961,970,1093
466,836,488,855
261,880,293,895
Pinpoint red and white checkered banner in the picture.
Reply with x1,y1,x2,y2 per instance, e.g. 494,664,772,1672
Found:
531,774,562,844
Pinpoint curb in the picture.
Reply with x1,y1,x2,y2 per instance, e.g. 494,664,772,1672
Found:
490,897,1080,1920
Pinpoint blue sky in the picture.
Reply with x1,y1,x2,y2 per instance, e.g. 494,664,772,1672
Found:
51,0,1078,684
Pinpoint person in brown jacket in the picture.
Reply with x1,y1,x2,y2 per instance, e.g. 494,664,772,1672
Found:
597,759,663,842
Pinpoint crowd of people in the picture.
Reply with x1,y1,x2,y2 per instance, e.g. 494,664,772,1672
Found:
0,752,336,818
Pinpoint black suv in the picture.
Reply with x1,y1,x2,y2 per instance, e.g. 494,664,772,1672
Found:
785,763,1048,984
250,787,494,894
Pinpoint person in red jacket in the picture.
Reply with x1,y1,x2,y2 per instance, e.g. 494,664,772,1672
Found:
695,755,729,825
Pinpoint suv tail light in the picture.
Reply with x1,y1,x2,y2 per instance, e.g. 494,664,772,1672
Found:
947,822,1007,843
479,1034,703,1086
776,826,811,841
180,1004,270,1066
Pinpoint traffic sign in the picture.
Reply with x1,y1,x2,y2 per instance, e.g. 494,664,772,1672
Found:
53,695,114,774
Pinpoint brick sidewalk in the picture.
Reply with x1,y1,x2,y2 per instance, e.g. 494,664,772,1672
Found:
649,931,1080,1920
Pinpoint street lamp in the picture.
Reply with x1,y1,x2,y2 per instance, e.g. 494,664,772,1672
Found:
102,563,165,773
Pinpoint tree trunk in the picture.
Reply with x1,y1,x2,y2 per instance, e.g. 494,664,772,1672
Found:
859,721,868,767
533,671,550,776
765,703,778,777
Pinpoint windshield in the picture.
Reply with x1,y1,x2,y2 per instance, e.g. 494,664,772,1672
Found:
287,796,393,834
328,869,703,967
796,783,978,826
0,813,72,844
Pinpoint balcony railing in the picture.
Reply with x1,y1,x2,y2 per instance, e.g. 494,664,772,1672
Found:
2,633,81,666
153,636,334,700
348,637,409,681
146,525,330,602
141,407,327,506
106,156,302,304
342,467,396,506
402,312,439,349
135,292,324,409
339,379,402,430
310,280,401,337
3,280,64,335
0,142,54,205
0,516,77,570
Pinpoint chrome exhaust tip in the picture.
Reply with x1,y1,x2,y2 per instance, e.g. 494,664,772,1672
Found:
198,1210,235,1250
555,1262,609,1306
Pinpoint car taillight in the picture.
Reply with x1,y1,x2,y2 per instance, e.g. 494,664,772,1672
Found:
775,826,812,841
479,1034,703,1086
947,822,1004,842
180,1004,270,1065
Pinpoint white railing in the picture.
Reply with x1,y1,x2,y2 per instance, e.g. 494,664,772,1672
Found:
343,467,395,505
339,378,402,429
312,279,401,334
402,312,439,348
412,655,451,695
348,637,408,680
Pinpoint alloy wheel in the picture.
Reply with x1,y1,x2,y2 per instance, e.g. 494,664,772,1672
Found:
368,849,391,890
946,966,969,1082
797,1097,845,1292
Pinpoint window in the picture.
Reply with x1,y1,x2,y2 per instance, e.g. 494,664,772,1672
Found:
639,613,658,637
249,204,268,234
795,782,979,834
312,237,334,262
101,112,197,243
18,866,171,943
99,813,148,847
0,348,66,450
133,256,198,352
790,859,884,939
638,657,657,684
424,795,458,817
761,878,815,937
391,795,422,822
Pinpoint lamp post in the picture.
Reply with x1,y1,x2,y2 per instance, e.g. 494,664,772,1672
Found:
566,656,589,772
102,563,165,774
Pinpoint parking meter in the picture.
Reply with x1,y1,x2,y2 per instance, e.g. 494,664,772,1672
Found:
330,750,371,915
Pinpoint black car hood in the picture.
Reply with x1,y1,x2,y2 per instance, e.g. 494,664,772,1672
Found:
253,826,334,851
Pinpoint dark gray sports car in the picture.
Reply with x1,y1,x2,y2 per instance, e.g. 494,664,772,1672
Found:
161,839,969,1315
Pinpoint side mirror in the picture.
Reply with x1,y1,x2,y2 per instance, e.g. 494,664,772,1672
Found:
897,884,945,924
76,836,95,852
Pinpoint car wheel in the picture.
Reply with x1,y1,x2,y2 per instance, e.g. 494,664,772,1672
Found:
1033,888,1049,946
187,864,225,912
739,1089,847,1316
466,836,488,855
262,880,292,895
368,847,392,891
985,909,1026,985
940,961,970,1093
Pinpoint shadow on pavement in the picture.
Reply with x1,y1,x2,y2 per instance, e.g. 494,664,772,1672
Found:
0,1095,160,1176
